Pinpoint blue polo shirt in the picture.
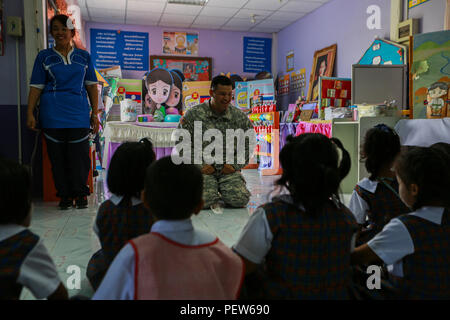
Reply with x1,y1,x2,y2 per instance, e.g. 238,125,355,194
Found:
30,47,98,129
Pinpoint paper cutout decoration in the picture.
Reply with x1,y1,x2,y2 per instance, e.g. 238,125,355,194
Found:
358,38,406,65
412,30,450,119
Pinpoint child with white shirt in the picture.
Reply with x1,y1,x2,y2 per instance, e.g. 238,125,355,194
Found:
233,133,358,299
0,158,68,300
348,124,410,245
93,156,244,300
351,147,450,299
86,138,156,290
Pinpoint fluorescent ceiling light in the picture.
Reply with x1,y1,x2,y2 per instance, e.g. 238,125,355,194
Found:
167,0,209,5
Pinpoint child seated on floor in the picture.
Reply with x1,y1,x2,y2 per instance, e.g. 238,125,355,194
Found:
431,142,450,158
86,138,156,290
233,133,358,299
351,147,450,299
348,124,410,245
92,157,244,300
0,158,68,300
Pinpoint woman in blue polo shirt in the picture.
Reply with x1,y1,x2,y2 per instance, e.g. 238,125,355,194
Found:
26,14,99,210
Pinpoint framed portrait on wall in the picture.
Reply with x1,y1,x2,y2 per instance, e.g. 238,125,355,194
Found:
150,55,212,81
307,44,337,101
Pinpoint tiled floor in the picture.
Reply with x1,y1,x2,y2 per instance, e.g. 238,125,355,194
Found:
20,169,352,300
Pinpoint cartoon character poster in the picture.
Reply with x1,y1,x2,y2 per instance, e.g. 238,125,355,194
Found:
235,81,249,113
412,30,450,119
162,31,198,56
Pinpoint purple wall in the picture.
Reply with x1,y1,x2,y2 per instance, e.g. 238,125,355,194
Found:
277,0,390,80
0,0,28,105
276,0,447,82
85,22,272,80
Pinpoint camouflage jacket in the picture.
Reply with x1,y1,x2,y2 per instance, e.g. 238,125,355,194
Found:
177,100,255,171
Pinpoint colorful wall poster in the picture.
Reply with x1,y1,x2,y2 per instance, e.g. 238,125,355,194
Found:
408,0,430,8
151,55,212,81
243,37,272,73
412,30,450,119
358,38,406,65
182,81,211,112
235,81,249,112
290,68,307,95
90,28,149,71
163,31,199,56
114,79,143,114
248,79,275,108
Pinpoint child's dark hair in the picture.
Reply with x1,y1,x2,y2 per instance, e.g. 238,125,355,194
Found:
50,14,75,37
362,124,401,180
144,157,203,220
276,133,351,216
431,142,450,160
107,138,155,203
396,147,450,210
145,68,173,87
0,158,32,224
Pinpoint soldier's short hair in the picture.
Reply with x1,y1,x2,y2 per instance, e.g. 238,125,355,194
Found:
211,75,232,91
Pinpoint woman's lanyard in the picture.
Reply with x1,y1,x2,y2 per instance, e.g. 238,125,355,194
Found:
377,177,401,200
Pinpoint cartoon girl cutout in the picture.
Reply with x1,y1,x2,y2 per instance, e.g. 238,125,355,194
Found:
144,68,173,121
163,69,184,115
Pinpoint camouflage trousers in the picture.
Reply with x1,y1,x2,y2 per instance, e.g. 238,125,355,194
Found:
203,171,251,208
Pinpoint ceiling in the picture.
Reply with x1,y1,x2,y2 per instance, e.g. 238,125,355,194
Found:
78,0,331,33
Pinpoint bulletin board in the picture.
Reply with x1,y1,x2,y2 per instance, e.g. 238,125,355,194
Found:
318,76,352,118
150,55,212,81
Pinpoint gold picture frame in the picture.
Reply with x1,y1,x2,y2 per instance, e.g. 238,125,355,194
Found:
307,44,337,101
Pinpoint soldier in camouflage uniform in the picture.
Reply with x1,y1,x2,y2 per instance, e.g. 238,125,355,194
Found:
178,75,255,209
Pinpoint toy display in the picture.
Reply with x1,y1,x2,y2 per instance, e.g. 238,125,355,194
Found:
358,38,406,65
248,99,281,176
137,114,154,122
412,30,450,119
